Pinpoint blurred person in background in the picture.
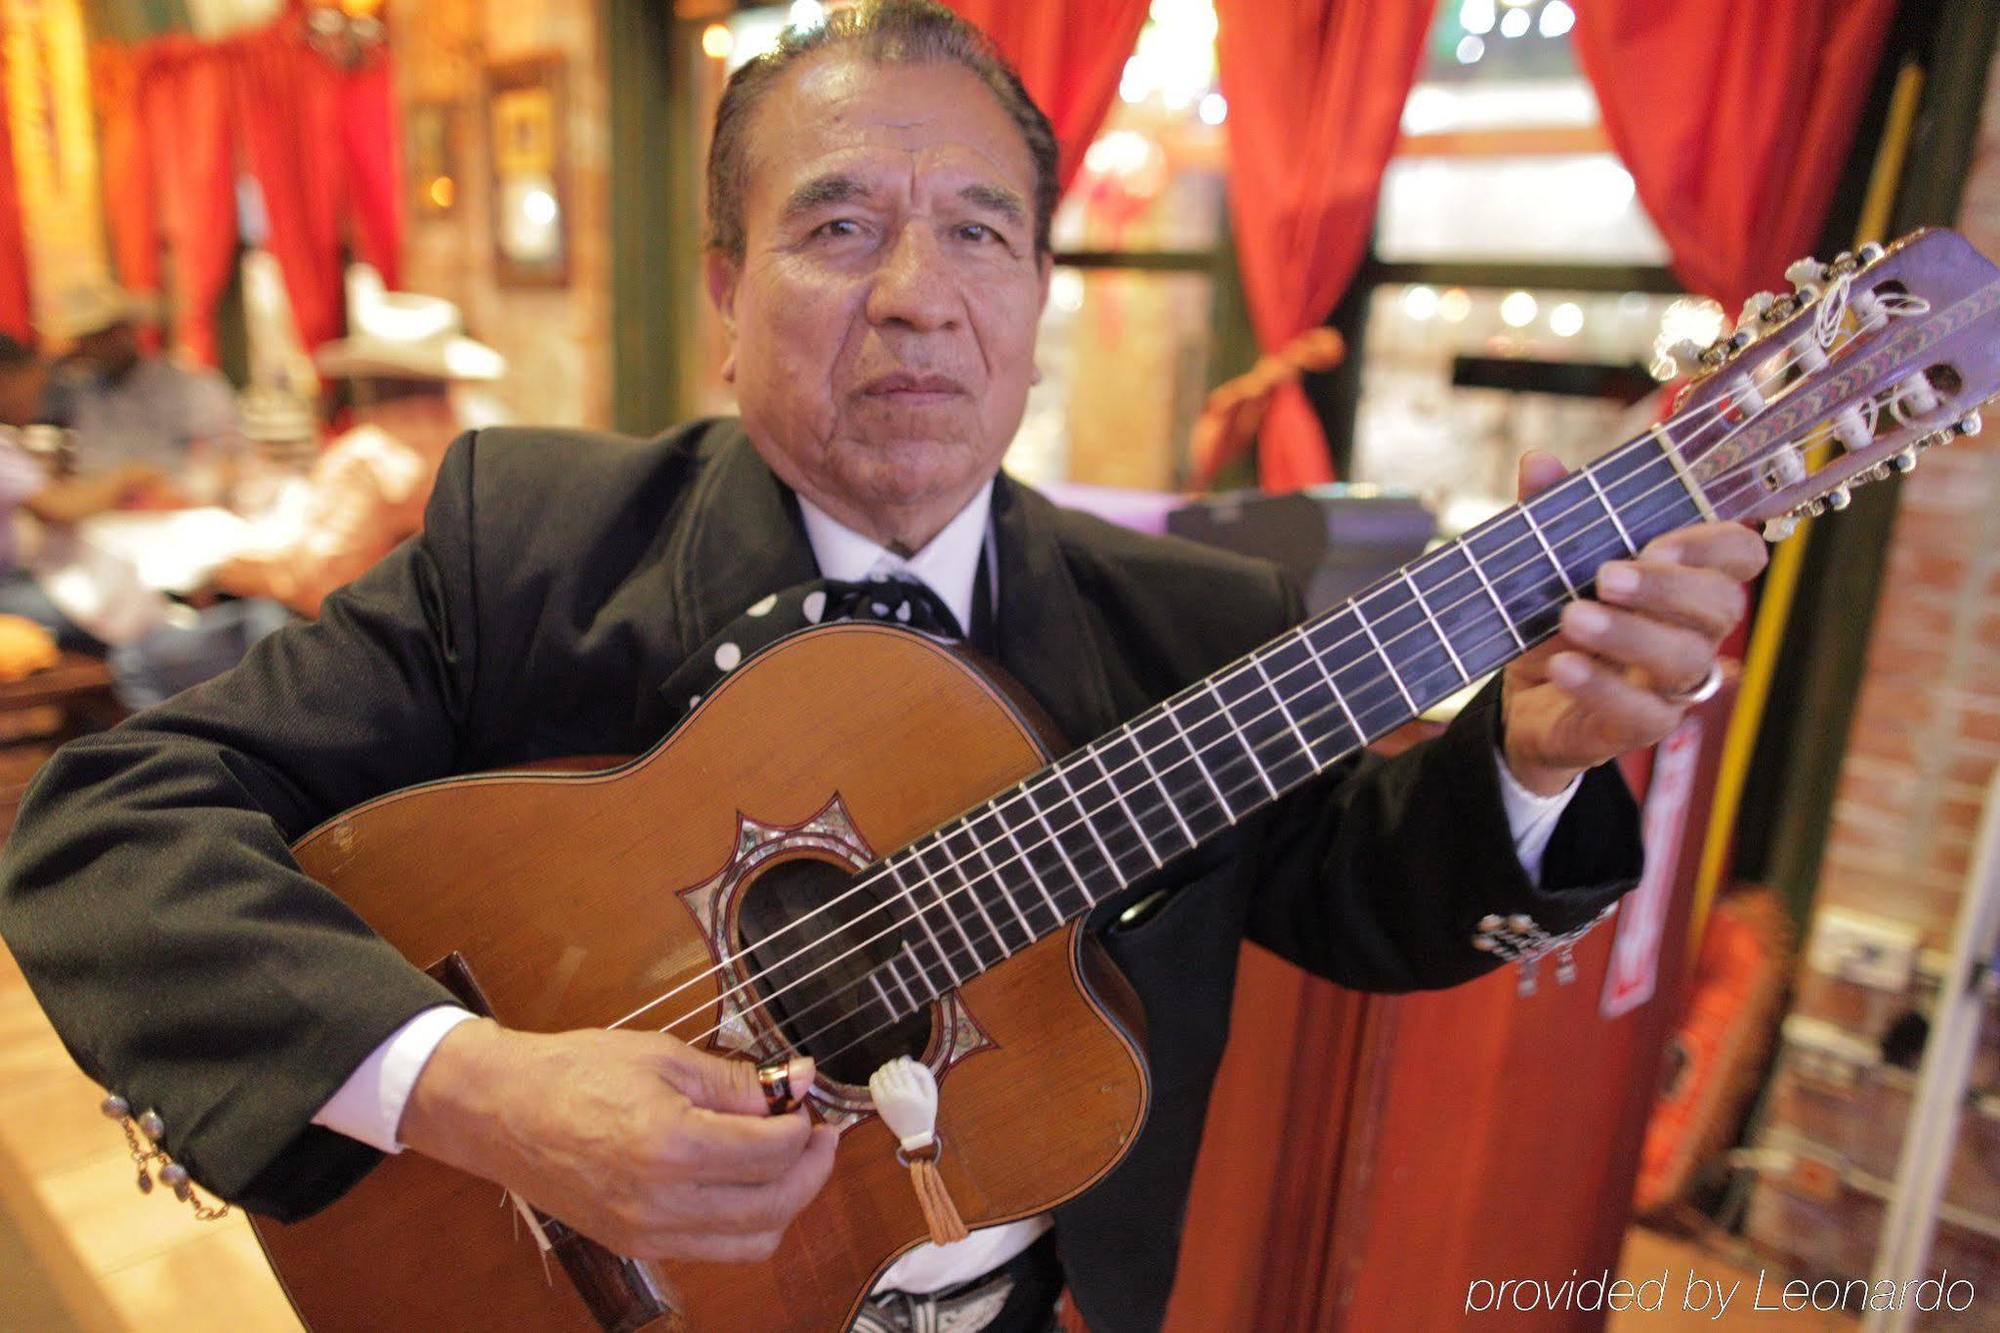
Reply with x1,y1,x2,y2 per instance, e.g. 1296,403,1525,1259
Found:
215,267,506,618
0,333,167,646
41,280,244,497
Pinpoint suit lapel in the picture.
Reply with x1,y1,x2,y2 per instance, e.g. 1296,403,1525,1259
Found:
659,435,1121,760
988,472,1123,752
669,423,820,653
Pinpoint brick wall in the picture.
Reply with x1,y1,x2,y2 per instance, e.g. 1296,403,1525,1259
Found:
389,0,612,430
1742,38,2000,1308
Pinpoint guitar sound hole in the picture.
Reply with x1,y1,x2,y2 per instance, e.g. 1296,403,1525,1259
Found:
735,857,935,1088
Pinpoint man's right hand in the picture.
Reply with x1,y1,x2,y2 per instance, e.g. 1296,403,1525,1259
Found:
398,1019,837,1261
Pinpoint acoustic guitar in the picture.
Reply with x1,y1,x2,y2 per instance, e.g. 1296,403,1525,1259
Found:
251,229,2000,1330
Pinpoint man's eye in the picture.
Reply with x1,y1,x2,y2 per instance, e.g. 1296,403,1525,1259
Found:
814,219,862,239
958,223,998,243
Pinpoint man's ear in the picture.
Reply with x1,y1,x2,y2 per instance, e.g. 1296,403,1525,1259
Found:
705,250,741,382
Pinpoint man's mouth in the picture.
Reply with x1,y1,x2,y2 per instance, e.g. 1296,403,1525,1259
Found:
859,372,968,405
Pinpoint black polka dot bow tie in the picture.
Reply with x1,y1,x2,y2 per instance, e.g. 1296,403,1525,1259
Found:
657,573,968,725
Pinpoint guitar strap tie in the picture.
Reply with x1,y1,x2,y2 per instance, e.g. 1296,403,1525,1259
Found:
871,1056,969,1246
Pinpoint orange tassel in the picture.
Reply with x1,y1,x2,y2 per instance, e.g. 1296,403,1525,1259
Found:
908,1150,968,1245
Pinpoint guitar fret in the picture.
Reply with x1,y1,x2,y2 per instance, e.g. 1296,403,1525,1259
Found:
955,816,1034,951
1402,570,1468,682
1251,648,1322,768
1207,679,1278,799
996,808,1065,926
1651,424,1719,522
889,861,960,986
1161,698,1237,821
1075,750,1160,871
969,816,1039,942
1300,628,1364,739
1357,611,1418,714
1023,783,1091,908
939,827,1013,958
1466,549,1526,650
1129,726,1198,846
866,971,896,1019
1522,507,1579,597
883,949,921,1012
1582,467,1638,555
913,843,984,974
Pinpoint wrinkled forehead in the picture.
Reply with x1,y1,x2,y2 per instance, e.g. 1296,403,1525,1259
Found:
738,54,1036,224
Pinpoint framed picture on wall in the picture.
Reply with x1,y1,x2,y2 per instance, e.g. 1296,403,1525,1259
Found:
407,102,460,218
487,54,569,287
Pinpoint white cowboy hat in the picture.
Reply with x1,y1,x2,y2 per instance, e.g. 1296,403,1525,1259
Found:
39,280,159,341
314,265,506,383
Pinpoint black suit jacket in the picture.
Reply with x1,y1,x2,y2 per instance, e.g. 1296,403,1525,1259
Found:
0,420,1641,1332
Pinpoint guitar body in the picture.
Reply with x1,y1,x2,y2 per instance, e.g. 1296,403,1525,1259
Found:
250,624,1151,1331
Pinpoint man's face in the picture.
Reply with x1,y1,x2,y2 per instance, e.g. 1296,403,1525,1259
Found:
75,323,140,379
708,55,1050,545
0,361,45,427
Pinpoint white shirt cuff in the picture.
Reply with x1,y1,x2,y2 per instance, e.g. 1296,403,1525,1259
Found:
1494,747,1580,885
311,1005,480,1153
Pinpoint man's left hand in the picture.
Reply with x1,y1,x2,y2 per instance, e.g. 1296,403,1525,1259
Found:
1501,450,1768,796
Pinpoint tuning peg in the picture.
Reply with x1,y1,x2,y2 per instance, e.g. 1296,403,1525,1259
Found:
1858,240,1886,264
1739,291,1776,327
1892,447,1918,473
1826,486,1852,511
1804,499,1829,517
1956,410,1983,437
1785,257,1826,288
1762,515,1799,543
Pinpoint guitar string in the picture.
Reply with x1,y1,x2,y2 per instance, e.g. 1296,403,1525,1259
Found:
601,305,1886,1039
748,417,1877,1075
608,270,1958,1038
623,268,1977,1041
648,372,1917,1052
656,397,1893,1051
618,307,1932,1043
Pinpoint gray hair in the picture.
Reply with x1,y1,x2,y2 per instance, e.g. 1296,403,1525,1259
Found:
704,0,1059,259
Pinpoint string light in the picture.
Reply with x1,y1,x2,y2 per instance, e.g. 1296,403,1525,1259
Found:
1198,92,1227,125
1499,7,1531,38
1456,35,1485,64
1549,302,1585,337
1540,1,1576,38
1459,0,1495,35
1439,288,1473,323
701,23,734,59
1403,286,1440,322
1500,291,1539,328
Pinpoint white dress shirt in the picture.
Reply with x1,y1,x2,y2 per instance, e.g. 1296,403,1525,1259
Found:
312,481,1577,1294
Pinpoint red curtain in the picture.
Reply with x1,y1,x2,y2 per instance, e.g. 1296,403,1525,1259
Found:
942,0,1152,196
91,44,162,351
140,40,239,367
335,49,404,288
0,48,31,341
228,22,345,349
1571,1,1896,311
89,8,406,358
1215,0,1436,492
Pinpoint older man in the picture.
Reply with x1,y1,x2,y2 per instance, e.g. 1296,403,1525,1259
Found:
0,4,1764,1331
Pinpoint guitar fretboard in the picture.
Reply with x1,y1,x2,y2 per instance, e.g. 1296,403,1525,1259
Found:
860,427,1710,1011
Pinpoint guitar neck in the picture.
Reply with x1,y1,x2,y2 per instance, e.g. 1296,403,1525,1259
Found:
871,427,1711,1001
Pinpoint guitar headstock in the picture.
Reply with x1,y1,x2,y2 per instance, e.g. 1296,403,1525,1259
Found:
1660,228,2000,541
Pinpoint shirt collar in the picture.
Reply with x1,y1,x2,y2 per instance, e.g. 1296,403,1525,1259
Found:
796,481,994,638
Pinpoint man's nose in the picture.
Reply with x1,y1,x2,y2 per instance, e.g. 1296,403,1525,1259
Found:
864,225,960,333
